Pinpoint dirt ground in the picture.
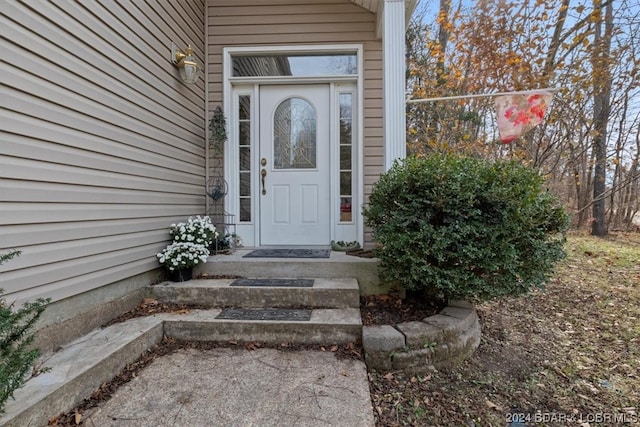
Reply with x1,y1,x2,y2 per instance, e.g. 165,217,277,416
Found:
368,232,640,426
50,233,639,426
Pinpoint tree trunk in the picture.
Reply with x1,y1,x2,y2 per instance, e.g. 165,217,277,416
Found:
436,0,451,84
590,0,613,236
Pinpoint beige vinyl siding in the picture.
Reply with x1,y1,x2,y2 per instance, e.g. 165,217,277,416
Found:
207,0,383,244
0,0,206,304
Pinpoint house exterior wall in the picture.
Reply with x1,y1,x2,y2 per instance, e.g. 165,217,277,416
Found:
0,0,206,305
207,0,383,245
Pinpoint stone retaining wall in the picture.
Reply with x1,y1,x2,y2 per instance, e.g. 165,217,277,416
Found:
362,301,481,373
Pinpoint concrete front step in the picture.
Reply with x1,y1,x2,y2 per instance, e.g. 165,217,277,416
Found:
0,316,164,427
164,308,362,345
196,250,385,295
150,277,360,309
0,309,362,427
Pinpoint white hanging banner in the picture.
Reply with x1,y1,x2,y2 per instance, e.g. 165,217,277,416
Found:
494,90,553,144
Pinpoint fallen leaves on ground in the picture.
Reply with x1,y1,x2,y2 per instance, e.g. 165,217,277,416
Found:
368,232,640,426
361,293,444,326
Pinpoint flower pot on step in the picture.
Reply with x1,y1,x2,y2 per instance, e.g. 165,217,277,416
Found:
169,268,193,282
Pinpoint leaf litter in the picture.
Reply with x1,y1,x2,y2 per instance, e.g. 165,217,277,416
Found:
368,232,639,426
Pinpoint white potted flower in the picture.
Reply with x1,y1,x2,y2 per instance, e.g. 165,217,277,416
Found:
157,216,218,282
156,241,210,282
169,215,218,246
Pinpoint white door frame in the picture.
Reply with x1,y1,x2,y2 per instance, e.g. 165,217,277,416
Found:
223,45,364,247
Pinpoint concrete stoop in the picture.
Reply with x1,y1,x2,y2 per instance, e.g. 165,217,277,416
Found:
164,308,362,344
1,277,364,427
150,277,363,345
151,277,360,308
197,249,386,295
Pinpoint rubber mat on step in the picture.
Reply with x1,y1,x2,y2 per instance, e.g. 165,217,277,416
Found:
230,278,314,287
242,249,330,258
216,308,312,321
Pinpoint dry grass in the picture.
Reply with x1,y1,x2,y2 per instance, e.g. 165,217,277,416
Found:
369,232,640,426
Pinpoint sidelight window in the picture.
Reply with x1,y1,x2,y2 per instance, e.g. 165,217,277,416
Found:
339,93,353,222
238,95,252,222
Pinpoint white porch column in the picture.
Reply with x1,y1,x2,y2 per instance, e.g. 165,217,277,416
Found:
383,0,406,171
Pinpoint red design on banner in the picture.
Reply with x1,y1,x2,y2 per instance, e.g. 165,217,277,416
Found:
495,91,552,144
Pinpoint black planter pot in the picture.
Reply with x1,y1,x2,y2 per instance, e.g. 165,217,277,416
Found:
169,268,193,282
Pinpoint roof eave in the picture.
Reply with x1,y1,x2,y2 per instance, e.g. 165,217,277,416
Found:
350,0,417,29
350,0,417,39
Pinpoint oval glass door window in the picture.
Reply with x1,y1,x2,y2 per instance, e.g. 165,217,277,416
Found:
273,97,317,169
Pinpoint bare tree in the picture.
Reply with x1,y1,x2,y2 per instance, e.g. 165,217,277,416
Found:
590,0,614,235
406,0,640,231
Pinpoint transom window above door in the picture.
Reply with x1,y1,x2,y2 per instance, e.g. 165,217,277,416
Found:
274,97,317,169
232,54,357,77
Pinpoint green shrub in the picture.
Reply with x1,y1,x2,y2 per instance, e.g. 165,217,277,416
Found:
363,154,569,302
0,250,50,414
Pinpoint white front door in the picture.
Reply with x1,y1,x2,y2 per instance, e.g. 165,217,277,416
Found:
259,85,330,245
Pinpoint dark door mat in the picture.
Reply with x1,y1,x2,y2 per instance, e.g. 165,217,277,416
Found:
230,279,315,287
242,249,330,258
216,308,312,321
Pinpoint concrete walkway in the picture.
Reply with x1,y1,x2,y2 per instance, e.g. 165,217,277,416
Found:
81,347,374,427
1,271,376,427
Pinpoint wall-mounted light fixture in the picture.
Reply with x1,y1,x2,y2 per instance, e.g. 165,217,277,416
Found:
171,42,200,84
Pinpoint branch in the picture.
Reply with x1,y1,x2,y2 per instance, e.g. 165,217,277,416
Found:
574,169,640,214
